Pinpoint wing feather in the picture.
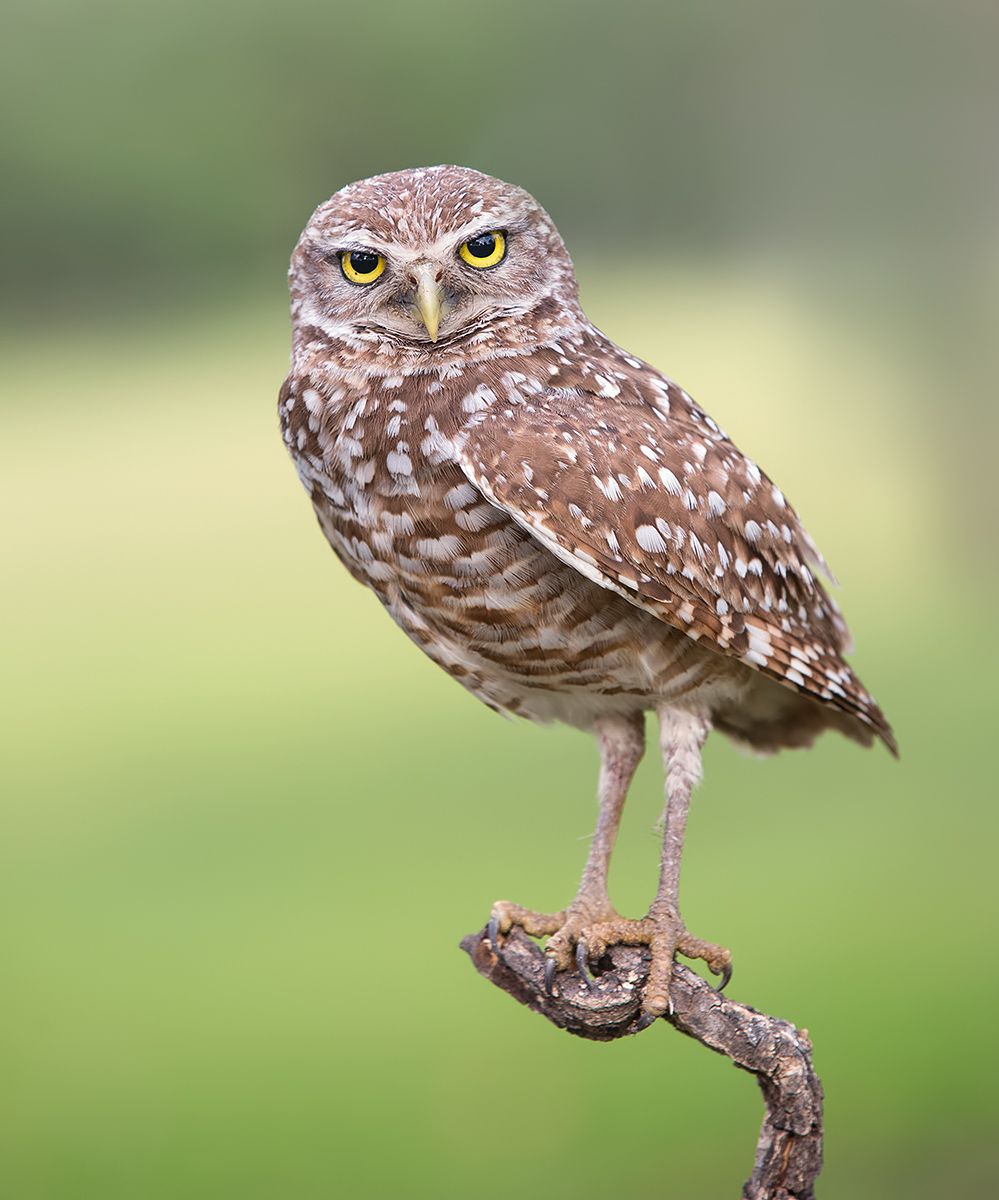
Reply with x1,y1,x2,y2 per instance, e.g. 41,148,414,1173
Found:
457,357,895,752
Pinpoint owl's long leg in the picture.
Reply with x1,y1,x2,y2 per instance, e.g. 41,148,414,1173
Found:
581,707,732,1018
487,712,645,957
647,707,732,1010
489,708,730,1019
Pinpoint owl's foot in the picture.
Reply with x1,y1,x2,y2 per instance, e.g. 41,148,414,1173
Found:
488,899,731,1017
578,912,732,1019
487,896,614,993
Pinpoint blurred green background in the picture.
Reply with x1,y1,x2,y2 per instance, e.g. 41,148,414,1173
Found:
2,2,997,1197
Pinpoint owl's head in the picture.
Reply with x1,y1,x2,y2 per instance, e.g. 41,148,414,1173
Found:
289,166,578,356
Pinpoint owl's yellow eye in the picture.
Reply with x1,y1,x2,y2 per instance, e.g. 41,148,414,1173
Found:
341,250,386,284
459,230,506,269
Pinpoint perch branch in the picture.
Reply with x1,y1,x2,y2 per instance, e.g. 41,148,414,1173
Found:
461,927,823,1200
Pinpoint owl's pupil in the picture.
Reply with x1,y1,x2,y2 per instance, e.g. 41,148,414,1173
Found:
467,235,495,258
350,251,379,273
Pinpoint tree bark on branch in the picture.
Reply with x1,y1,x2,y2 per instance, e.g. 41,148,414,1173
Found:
461,927,824,1200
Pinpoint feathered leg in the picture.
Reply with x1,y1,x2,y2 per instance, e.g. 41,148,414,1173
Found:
488,712,645,958
645,707,732,1014
578,707,731,1018
489,707,731,1019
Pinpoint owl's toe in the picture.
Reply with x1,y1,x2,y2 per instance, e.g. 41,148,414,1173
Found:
487,900,566,950
676,928,733,990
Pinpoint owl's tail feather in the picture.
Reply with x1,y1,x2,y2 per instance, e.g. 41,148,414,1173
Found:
712,675,897,757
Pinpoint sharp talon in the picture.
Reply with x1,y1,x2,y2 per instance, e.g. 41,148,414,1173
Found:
715,961,733,991
487,916,500,951
575,939,592,986
636,1011,657,1032
544,956,557,996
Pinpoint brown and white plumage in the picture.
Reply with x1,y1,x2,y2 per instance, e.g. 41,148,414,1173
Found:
280,165,895,1017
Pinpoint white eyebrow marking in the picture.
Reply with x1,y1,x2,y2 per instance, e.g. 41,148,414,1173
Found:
323,215,513,264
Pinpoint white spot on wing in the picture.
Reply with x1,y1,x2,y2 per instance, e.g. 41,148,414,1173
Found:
636,524,669,553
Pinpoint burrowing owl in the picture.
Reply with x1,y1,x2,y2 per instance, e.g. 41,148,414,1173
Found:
279,165,895,1021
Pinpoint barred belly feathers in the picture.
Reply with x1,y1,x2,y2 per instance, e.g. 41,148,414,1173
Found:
279,166,895,1019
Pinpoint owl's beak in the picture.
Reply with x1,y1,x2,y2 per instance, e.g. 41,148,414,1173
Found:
413,266,443,343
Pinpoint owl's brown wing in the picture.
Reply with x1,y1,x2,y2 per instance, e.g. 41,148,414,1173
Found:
457,381,895,752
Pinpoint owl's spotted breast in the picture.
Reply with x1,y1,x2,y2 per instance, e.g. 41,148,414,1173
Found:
279,364,745,726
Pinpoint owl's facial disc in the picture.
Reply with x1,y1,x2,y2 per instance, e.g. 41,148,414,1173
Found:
293,167,582,354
